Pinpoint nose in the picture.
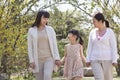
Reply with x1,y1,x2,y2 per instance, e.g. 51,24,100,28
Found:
45,18,48,22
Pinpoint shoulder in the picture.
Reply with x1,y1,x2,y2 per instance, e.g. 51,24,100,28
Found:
28,27,36,32
78,44,83,49
65,44,69,47
89,28,97,35
46,25,56,34
107,28,115,35
65,44,70,48
46,25,54,31
107,28,114,32
88,28,96,38
46,26,57,37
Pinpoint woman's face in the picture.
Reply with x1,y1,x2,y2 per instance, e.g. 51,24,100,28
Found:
40,15,49,26
93,18,100,28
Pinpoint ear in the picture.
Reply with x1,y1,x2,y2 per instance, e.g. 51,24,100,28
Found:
99,20,103,23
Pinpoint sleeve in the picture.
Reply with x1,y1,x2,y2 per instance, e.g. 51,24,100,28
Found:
86,30,93,62
27,28,34,63
109,29,119,63
52,28,60,60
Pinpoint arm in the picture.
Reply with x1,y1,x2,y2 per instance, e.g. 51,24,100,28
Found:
52,28,61,66
86,31,93,63
80,45,86,63
27,28,35,69
52,29,60,60
109,29,119,64
86,30,93,67
61,45,67,65
27,28,34,63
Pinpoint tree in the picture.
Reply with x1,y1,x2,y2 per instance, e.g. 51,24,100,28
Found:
0,0,74,79
0,0,40,79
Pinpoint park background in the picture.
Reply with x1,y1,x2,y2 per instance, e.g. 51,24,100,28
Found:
0,0,120,80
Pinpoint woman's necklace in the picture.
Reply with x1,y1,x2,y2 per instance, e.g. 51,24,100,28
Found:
38,26,45,31
96,28,107,40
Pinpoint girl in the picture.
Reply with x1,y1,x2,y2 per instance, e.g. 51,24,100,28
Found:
61,29,86,80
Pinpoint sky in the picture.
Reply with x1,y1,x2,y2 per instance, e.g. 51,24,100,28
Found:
29,0,120,25
56,4,74,12
34,0,103,14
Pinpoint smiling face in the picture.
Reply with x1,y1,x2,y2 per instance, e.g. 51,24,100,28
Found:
67,33,77,42
93,18,100,28
40,15,49,26
93,13,105,28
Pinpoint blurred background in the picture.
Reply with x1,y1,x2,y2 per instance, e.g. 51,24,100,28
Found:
0,0,120,80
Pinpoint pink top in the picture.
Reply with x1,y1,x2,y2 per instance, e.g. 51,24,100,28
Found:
64,44,83,79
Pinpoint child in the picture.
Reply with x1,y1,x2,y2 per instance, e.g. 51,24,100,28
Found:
61,29,86,80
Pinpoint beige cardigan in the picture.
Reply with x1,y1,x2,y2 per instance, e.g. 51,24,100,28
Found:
27,26,60,73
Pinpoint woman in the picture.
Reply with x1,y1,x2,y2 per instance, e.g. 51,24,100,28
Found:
86,12,119,80
27,10,60,80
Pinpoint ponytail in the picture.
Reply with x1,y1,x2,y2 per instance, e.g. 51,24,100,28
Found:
78,36,84,45
105,20,109,28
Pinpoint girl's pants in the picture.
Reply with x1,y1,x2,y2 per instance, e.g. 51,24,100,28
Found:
34,58,54,80
91,60,113,80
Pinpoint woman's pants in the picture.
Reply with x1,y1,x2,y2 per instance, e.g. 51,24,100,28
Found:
34,58,54,80
91,60,113,80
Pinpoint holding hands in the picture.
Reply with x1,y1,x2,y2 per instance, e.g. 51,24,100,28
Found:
86,62,91,67
55,60,61,66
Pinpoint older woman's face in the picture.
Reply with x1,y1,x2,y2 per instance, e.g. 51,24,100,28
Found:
40,15,49,26
93,18,99,28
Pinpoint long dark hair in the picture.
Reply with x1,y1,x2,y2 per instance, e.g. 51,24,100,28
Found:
94,12,105,23
31,10,50,27
94,12,110,28
68,29,84,45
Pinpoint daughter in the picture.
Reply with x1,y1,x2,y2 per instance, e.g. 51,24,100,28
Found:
61,29,86,80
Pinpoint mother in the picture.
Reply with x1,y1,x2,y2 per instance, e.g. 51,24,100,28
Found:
86,12,119,80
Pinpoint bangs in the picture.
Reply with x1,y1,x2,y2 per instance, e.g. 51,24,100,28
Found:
43,11,50,18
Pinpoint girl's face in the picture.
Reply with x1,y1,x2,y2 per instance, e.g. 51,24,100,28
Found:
40,15,49,26
67,33,76,42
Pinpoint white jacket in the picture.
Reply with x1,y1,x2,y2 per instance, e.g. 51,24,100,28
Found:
86,28,119,63
27,26,60,73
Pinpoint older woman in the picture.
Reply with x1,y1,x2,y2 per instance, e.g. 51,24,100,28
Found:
86,13,119,80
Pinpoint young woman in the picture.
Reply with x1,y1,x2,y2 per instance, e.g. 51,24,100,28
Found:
61,29,86,80
27,10,60,80
86,12,119,80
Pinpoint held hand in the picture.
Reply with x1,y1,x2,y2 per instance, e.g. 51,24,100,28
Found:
112,63,117,67
29,62,35,69
60,60,64,65
60,57,65,65
55,60,61,66
86,62,91,67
